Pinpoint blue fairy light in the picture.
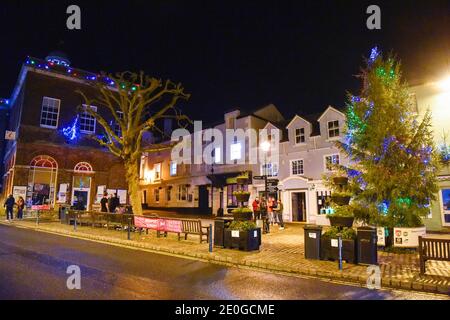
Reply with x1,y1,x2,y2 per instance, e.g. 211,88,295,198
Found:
369,46,380,64
62,115,80,141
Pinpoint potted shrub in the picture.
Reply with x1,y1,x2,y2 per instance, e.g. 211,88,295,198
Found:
330,191,352,206
320,226,357,263
225,220,261,251
333,176,349,186
231,207,253,221
233,190,251,203
327,205,354,227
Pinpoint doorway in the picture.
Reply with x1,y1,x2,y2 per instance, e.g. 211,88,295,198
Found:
198,185,209,213
71,176,92,210
292,191,307,222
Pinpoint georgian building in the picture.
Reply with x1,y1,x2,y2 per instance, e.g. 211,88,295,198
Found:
411,78,450,232
1,52,128,210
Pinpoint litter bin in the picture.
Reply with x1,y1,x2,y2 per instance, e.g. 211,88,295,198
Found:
357,226,378,265
59,205,70,224
303,224,322,260
214,218,232,247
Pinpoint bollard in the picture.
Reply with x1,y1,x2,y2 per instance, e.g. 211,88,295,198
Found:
209,223,213,252
36,210,40,225
127,217,131,240
338,234,343,271
74,214,77,231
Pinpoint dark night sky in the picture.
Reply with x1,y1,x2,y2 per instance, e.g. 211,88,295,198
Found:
1,0,449,123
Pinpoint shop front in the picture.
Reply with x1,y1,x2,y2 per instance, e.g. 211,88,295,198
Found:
26,155,58,209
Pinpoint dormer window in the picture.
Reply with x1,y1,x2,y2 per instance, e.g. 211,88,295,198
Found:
327,120,340,138
295,128,305,144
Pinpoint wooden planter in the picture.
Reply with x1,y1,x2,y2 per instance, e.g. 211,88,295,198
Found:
331,195,351,206
320,237,356,264
224,228,261,251
235,193,250,202
333,177,348,185
328,216,354,228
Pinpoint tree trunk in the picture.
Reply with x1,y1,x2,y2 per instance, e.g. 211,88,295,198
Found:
124,159,142,216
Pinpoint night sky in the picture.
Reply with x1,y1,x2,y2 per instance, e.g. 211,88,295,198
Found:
1,0,449,123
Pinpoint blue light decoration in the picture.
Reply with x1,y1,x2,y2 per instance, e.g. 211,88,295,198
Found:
62,115,80,141
377,200,390,215
369,46,380,64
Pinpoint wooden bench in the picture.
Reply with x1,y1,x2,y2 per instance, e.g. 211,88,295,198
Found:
181,219,210,243
418,236,450,274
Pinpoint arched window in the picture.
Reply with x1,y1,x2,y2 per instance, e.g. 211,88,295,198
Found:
30,155,58,168
74,162,93,173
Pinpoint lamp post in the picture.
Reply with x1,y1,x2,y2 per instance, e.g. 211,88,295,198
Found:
260,141,271,202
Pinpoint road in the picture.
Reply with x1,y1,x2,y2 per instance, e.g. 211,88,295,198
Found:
0,224,446,300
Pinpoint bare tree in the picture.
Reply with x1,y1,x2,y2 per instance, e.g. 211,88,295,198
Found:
77,71,190,215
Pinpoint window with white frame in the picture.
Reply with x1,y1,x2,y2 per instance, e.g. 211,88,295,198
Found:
325,154,340,171
114,111,123,137
178,185,188,201
327,120,340,138
230,142,242,160
295,128,305,144
170,161,177,176
291,159,304,175
80,105,97,133
40,97,60,128
261,163,278,177
154,163,161,180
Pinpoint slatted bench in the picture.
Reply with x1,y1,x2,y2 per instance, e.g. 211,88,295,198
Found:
418,236,450,275
181,219,210,243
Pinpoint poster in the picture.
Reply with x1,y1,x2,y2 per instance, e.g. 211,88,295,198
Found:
393,227,426,247
117,189,127,204
57,183,69,203
441,189,450,225
377,227,386,246
96,185,106,203
13,186,27,200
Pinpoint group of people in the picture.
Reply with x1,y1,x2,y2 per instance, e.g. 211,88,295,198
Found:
251,196,284,233
3,194,25,221
100,192,120,213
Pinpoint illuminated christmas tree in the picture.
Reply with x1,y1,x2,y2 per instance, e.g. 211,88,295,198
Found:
335,47,439,229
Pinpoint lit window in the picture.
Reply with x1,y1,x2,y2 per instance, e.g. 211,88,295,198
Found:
325,154,340,171
154,163,161,180
230,143,242,160
170,161,177,176
328,120,340,138
261,163,278,177
154,188,160,202
295,128,305,144
214,147,221,163
40,97,60,129
291,159,304,175
80,105,97,133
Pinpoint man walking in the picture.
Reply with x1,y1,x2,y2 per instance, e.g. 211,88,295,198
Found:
275,199,285,230
4,194,15,221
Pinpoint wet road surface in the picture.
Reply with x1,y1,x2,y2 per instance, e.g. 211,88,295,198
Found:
0,224,447,300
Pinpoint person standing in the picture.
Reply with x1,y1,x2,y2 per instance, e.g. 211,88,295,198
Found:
113,193,120,212
100,192,109,212
16,196,25,220
4,194,15,221
275,199,285,230
260,197,270,234
108,194,115,213
252,197,260,221
267,197,274,225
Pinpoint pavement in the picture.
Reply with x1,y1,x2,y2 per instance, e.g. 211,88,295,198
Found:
0,224,447,300
1,217,449,295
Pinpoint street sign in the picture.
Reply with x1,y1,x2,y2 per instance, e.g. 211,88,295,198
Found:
253,176,265,180
267,187,278,192
266,180,278,187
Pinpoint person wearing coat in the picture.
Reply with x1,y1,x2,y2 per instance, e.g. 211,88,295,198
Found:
4,194,15,221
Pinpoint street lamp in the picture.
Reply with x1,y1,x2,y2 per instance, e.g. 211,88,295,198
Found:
260,140,271,202
437,76,450,92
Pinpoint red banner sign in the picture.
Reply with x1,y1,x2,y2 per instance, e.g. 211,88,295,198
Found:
134,216,183,233
31,205,51,210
